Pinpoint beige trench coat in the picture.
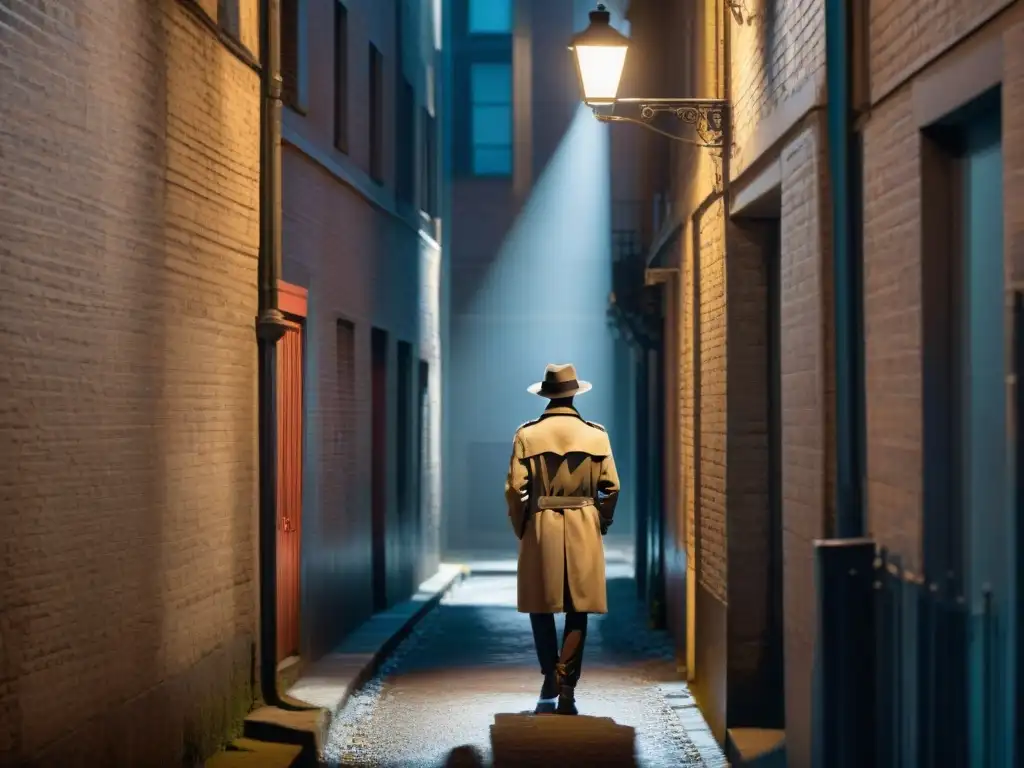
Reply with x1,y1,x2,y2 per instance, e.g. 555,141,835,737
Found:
504,405,620,614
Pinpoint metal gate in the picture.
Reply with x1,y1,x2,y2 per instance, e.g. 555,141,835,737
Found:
276,282,306,662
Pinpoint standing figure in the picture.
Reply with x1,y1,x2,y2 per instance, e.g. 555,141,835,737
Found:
504,363,620,715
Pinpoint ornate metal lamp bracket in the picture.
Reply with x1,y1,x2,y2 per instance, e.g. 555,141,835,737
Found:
593,98,729,149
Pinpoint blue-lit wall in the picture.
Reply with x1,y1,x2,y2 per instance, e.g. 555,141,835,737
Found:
444,0,635,555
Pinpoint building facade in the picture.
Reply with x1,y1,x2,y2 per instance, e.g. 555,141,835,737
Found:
442,0,637,558
279,0,446,662
1,0,263,762
861,0,1021,764
625,0,1023,763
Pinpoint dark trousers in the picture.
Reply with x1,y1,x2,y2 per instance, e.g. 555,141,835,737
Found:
529,578,588,687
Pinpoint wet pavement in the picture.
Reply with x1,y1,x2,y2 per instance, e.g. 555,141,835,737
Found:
323,563,725,767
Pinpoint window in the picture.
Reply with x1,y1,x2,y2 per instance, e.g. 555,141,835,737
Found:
468,0,512,34
218,0,240,38
333,2,349,152
420,107,437,218
281,0,306,111
470,63,512,176
369,43,384,183
397,79,415,205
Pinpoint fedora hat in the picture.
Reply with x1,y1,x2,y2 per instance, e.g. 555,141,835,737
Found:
527,363,592,399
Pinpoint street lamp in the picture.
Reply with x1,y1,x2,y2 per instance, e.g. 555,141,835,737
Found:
569,4,729,148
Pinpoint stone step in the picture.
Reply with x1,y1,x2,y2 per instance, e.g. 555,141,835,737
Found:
727,727,786,767
205,737,303,768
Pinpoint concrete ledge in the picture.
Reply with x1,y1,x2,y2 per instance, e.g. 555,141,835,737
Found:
727,727,787,768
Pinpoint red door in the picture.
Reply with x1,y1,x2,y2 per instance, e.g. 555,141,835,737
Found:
277,282,307,662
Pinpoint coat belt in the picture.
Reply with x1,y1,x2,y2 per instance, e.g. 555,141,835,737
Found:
536,496,594,510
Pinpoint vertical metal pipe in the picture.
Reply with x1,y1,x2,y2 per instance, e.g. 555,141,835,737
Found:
256,0,289,707
825,0,864,538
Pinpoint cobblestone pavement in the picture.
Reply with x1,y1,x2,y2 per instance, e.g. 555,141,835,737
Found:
324,565,726,767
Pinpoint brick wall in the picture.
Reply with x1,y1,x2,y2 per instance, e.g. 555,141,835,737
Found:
729,0,826,174
0,0,261,763
778,118,831,768
862,87,924,568
697,198,729,603
637,0,831,751
870,0,1013,102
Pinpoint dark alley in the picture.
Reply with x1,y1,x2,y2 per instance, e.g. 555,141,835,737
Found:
4,0,1024,765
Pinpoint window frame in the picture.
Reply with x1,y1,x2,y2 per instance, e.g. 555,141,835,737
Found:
466,60,513,178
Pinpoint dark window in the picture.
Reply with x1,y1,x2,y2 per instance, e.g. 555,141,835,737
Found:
281,0,302,110
218,0,240,38
369,43,384,182
333,2,349,152
469,62,512,176
397,79,415,205
419,107,437,218
467,0,512,34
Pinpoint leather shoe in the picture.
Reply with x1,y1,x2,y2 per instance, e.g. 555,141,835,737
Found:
534,671,558,714
556,684,578,716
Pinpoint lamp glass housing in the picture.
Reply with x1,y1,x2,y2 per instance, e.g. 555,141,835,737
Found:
573,44,628,105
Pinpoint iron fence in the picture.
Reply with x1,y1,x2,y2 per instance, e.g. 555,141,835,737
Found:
872,548,976,768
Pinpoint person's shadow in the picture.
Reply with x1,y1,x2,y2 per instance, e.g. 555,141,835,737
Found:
487,712,638,767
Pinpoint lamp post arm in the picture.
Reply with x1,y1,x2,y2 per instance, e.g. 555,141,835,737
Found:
590,98,729,149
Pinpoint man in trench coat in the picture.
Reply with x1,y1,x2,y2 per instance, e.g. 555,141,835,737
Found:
504,363,620,715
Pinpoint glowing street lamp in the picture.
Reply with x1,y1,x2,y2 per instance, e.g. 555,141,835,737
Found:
569,4,629,106
569,4,730,149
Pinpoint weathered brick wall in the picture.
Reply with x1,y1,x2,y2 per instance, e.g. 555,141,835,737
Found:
0,0,261,763
697,197,729,603
729,0,826,174
870,0,1013,102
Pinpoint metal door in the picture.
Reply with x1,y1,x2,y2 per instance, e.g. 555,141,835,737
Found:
276,317,304,662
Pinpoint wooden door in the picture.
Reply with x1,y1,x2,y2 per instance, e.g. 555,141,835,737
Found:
277,282,307,662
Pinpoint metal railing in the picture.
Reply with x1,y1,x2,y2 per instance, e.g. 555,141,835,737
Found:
872,549,971,768
816,543,1001,767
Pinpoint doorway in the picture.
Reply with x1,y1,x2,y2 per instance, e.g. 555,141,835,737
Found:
397,340,414,593
764,218,786,728
371,327,389,613
955,97,1008,768
276,281,307,663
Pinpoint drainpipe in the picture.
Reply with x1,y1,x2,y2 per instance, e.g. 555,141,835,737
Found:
825,0,863,540
814,0,873,765
256,0,290,708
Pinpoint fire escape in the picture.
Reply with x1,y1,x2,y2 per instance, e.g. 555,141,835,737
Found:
608,201,662,349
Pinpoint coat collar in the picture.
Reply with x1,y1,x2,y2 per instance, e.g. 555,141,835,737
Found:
540,404,583,420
